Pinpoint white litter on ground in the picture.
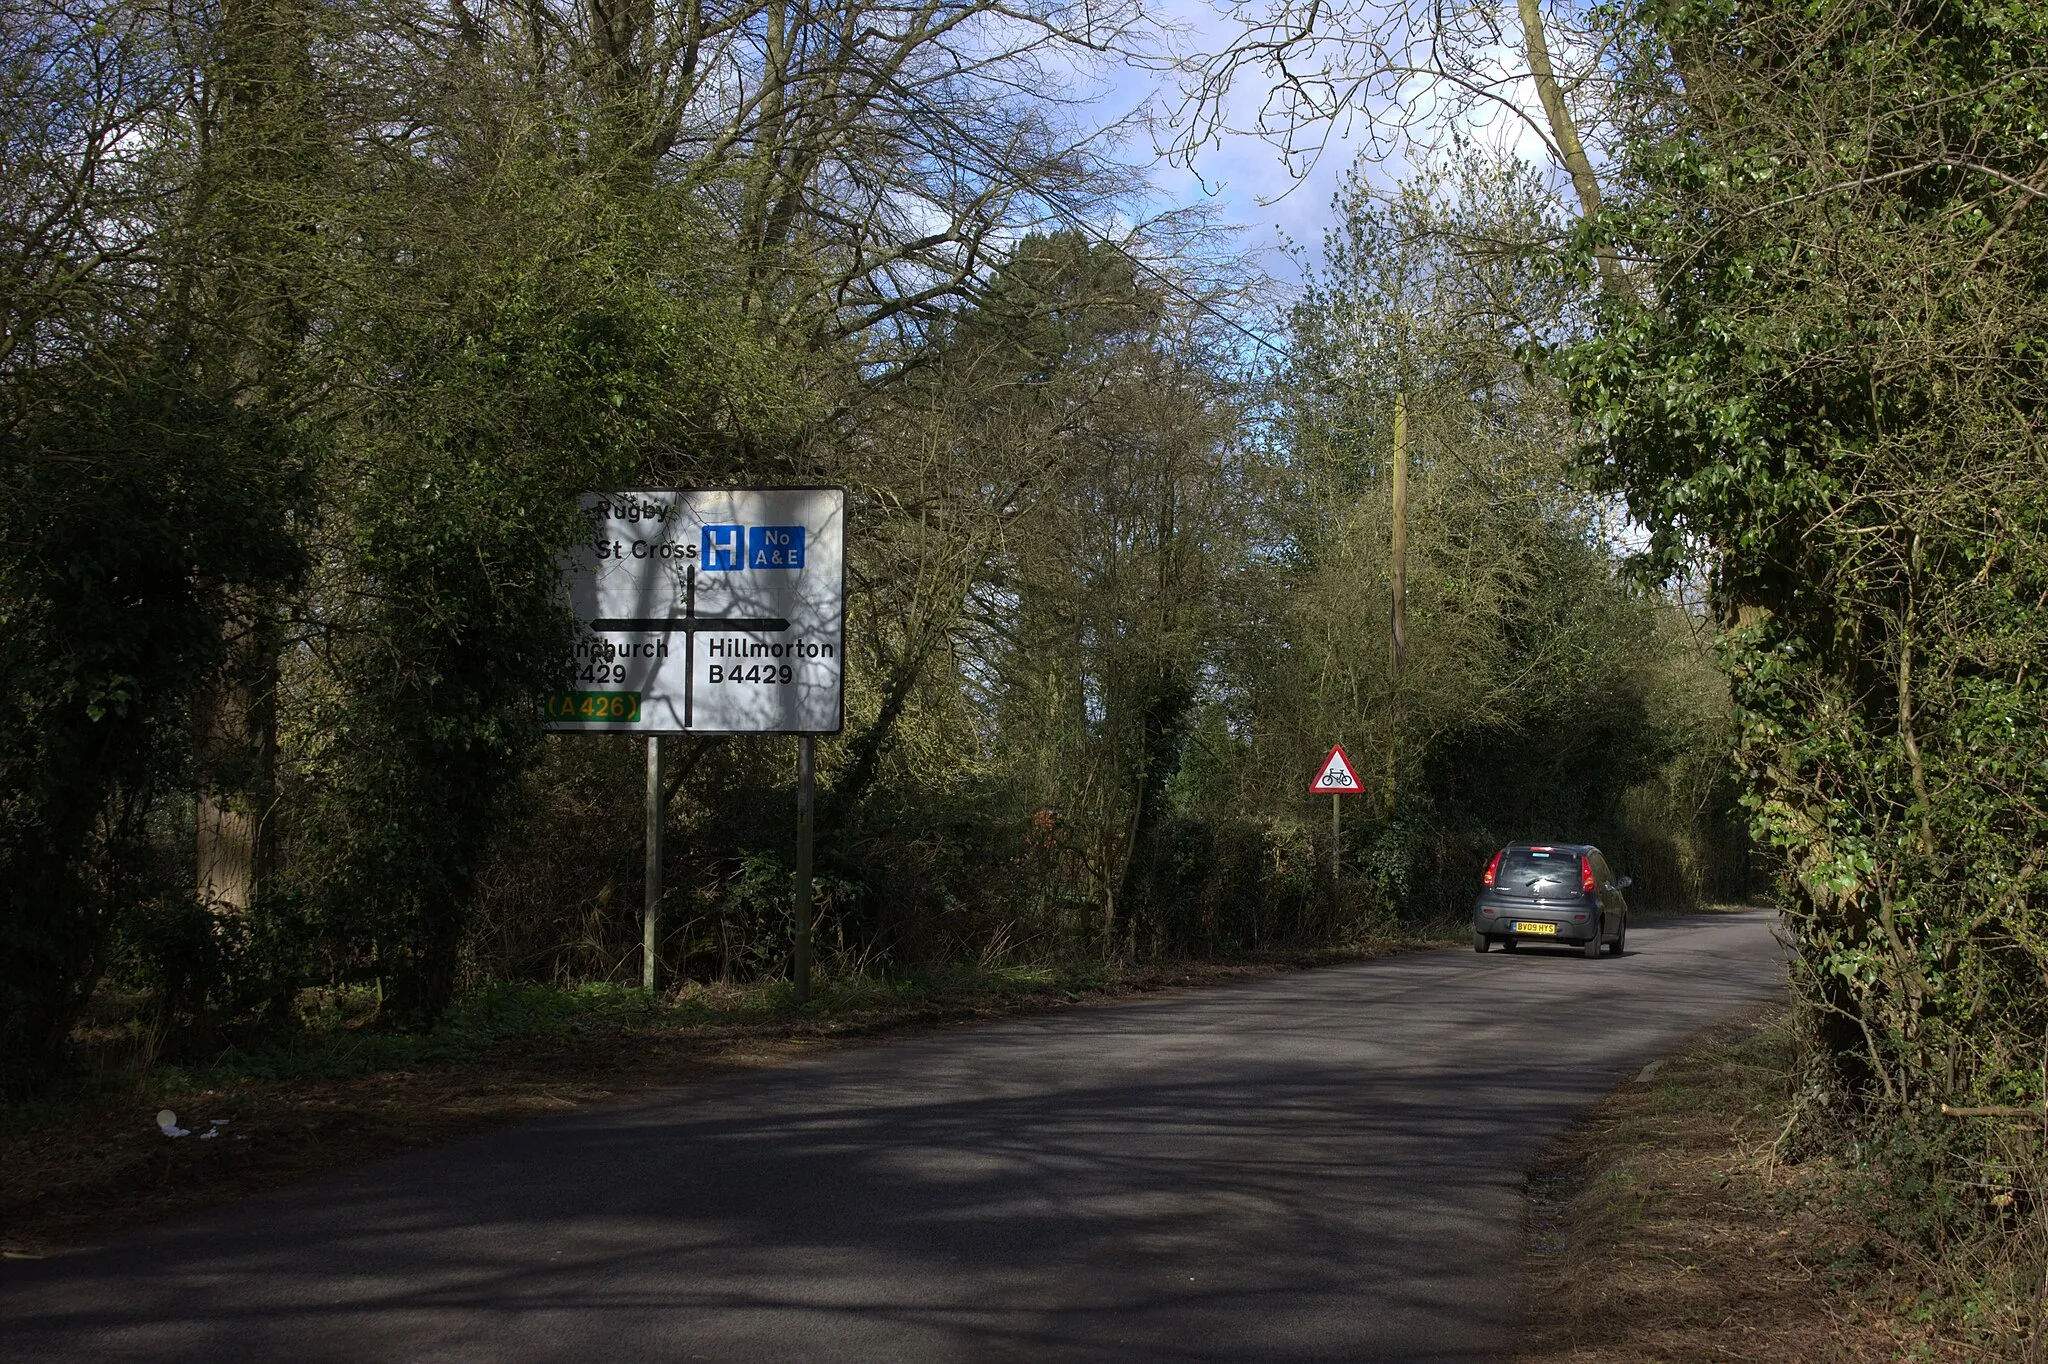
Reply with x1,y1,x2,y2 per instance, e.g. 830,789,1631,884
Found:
1635,1061,1665,1083
155,1109,190,1138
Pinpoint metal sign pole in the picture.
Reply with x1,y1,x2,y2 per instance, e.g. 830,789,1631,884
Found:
1313,744,1357,895
553,488,847,1005
793,735,815,1004
682,566,697,729
644,734,663,993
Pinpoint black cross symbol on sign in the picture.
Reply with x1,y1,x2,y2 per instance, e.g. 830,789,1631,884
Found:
590,615,790,633
585,567,792,729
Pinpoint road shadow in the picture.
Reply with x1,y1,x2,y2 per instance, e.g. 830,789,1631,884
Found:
4,918,1789,1364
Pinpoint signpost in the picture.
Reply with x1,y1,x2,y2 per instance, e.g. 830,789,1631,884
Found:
1311,744,1363,884
552,488,846,1002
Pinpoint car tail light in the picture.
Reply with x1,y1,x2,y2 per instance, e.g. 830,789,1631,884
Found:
1483,849,1504,887
1580,857,1597,893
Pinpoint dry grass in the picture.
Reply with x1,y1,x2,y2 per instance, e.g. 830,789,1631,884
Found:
1513,1007,1980,1363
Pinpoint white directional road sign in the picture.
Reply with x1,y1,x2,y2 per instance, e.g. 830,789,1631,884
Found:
549,487,845,734
1311,744,1363,794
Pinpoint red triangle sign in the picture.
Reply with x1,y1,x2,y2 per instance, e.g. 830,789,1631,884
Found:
1311,744,1363,794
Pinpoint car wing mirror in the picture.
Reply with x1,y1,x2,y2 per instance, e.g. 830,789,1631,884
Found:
1617,876,1633,890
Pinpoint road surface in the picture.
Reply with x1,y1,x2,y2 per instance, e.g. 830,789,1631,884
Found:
5,911,1783,1362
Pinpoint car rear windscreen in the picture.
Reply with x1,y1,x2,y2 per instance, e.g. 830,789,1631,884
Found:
1495,849,1583,894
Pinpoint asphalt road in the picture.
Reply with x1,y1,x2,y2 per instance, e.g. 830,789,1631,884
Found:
6,911,1784,1363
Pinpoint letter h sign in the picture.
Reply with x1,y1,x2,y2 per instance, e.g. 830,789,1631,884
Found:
702,525,742,571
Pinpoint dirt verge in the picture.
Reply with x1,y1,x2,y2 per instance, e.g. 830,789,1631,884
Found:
1511,1007,1966,1363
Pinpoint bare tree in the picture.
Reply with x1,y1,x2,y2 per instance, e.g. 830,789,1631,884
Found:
0,0,184,395
1161,0,1628,290
347,0,1165,362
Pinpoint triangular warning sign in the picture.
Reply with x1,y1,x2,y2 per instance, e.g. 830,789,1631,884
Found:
1311,744,1363,794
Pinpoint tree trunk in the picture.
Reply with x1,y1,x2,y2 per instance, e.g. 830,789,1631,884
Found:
193,628,276,911
186,0,326,914
1111,670,1194,953
1517,0,1628,296
830,646,937,816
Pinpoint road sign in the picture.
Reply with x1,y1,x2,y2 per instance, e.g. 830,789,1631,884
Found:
1311,744,1363,794
549,487,846,734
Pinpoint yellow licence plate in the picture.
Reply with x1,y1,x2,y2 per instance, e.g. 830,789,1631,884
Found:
1512,921,1558,936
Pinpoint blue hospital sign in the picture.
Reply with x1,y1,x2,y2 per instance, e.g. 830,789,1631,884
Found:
702,525,743,571
748,526,804,569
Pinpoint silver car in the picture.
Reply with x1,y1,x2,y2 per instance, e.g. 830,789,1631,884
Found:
1472,844,1632,958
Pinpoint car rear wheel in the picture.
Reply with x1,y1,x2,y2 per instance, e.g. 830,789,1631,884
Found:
1582,934,1603,960
1608,921,1627,956
1473,931,1489,953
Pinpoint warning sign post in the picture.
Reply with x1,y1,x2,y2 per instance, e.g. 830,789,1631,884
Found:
1311,744,1361,885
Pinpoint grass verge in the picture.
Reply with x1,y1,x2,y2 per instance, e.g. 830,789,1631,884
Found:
3,940,1447,1258
1512,1006,1984,1363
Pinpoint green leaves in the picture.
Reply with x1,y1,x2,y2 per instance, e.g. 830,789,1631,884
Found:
1569,0,2048,1249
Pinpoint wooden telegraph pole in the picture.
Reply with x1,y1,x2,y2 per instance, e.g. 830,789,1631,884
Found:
1388,392,1408,814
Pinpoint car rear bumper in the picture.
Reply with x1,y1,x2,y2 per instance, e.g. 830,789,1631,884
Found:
1474,907,1597,944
